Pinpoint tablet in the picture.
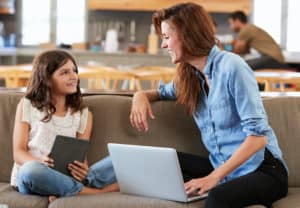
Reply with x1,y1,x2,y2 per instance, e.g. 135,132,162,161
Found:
49,135,90,176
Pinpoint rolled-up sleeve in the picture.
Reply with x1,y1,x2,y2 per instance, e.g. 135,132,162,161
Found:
157,81,177,100
228,57,271,137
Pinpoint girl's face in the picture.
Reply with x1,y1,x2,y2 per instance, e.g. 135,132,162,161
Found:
161,21,183,64
51,59,79,96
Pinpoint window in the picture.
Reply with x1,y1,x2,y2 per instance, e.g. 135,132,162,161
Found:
21,0,86,46
21,0,51,45
286,0,300,51
56,0,86,45
253,0,282,44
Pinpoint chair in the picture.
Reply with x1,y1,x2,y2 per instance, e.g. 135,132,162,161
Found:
130,66,176,90
72,42,88,50
82,65,176,91
0,65,18,87
0,64,32,88
39,42,56,49
83,65,134,90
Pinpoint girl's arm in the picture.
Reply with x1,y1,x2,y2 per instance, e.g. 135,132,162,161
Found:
69,110,93,181
13,99,44,165
77,110,93,166
77,110,93,140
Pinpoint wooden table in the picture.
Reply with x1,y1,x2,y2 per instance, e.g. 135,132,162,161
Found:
254,71,300,91
0,65,105,88
84,65,176,91
0,64,176,90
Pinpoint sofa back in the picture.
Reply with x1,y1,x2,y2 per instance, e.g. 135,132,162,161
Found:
0,92,299,187
0,93,207,184
262,97,300,187
82,95,208,165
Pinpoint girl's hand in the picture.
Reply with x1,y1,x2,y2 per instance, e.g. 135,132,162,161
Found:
41,155,54,167
68,160,89,182
184,174,220,196
130,92,155,132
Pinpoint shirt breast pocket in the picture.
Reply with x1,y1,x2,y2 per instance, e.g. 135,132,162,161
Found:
210,99,238,130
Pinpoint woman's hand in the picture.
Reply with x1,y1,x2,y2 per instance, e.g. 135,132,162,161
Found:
130,92,155,132
68,160,89,182
184,173,220,196
41,155,54,167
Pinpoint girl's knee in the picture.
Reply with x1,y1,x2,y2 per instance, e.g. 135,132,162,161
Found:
18,161,46,183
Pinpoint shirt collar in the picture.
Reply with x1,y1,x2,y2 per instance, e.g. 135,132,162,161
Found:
203,45,220,79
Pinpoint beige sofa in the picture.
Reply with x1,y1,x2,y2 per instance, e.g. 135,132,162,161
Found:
0,91,299,208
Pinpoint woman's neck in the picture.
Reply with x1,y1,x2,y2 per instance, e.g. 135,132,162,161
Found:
188,55,210,88
188,56,208,72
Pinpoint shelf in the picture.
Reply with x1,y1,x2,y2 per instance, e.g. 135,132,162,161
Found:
88,0,251,13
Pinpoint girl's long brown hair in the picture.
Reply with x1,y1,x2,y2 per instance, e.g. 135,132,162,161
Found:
25,50,83,122
153,3,216,114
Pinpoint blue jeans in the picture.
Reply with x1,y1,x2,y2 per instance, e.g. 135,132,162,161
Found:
84,156,117,188
17,156,116,197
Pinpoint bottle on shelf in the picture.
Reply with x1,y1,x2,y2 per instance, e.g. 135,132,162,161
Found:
147,24,159,55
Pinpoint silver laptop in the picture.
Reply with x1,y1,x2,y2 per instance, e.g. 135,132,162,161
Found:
107,143,208,202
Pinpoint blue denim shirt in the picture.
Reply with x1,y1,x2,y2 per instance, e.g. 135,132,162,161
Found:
158,45,287,182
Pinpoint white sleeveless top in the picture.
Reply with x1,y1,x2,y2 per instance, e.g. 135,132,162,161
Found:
10,97,89,186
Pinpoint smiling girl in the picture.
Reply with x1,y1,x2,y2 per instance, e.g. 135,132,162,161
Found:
11,50,117,203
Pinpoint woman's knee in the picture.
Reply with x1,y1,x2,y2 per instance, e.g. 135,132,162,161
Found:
205,187,229,208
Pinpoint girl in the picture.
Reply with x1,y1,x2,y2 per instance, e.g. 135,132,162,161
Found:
130,3,288,208
11,50,117,203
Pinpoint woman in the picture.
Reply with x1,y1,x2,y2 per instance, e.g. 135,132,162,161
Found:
130,3,288,208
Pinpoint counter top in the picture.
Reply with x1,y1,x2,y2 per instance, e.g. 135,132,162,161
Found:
0,47,167,57
0,47,173,67
1,47,300,65
283,51,300,64
0,47,17,55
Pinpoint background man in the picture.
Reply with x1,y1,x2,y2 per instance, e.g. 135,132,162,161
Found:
228,11,286,70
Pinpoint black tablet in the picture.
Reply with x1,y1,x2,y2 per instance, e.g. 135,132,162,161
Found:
49,135,90,176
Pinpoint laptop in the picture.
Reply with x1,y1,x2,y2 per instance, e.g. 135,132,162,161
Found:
49,135,90,176
107,143,208,202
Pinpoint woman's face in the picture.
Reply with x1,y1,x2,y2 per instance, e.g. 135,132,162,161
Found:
161,21,183,64
51,59,79,96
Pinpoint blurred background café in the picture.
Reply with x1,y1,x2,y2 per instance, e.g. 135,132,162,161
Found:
0,0,300,92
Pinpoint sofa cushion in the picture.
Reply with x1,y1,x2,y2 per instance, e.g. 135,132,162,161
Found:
0,182,48,208
263,97,300,187
273,188,300,207
48,192,266,208
0,183,9,192
0,93,22,182
48,192,205,208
